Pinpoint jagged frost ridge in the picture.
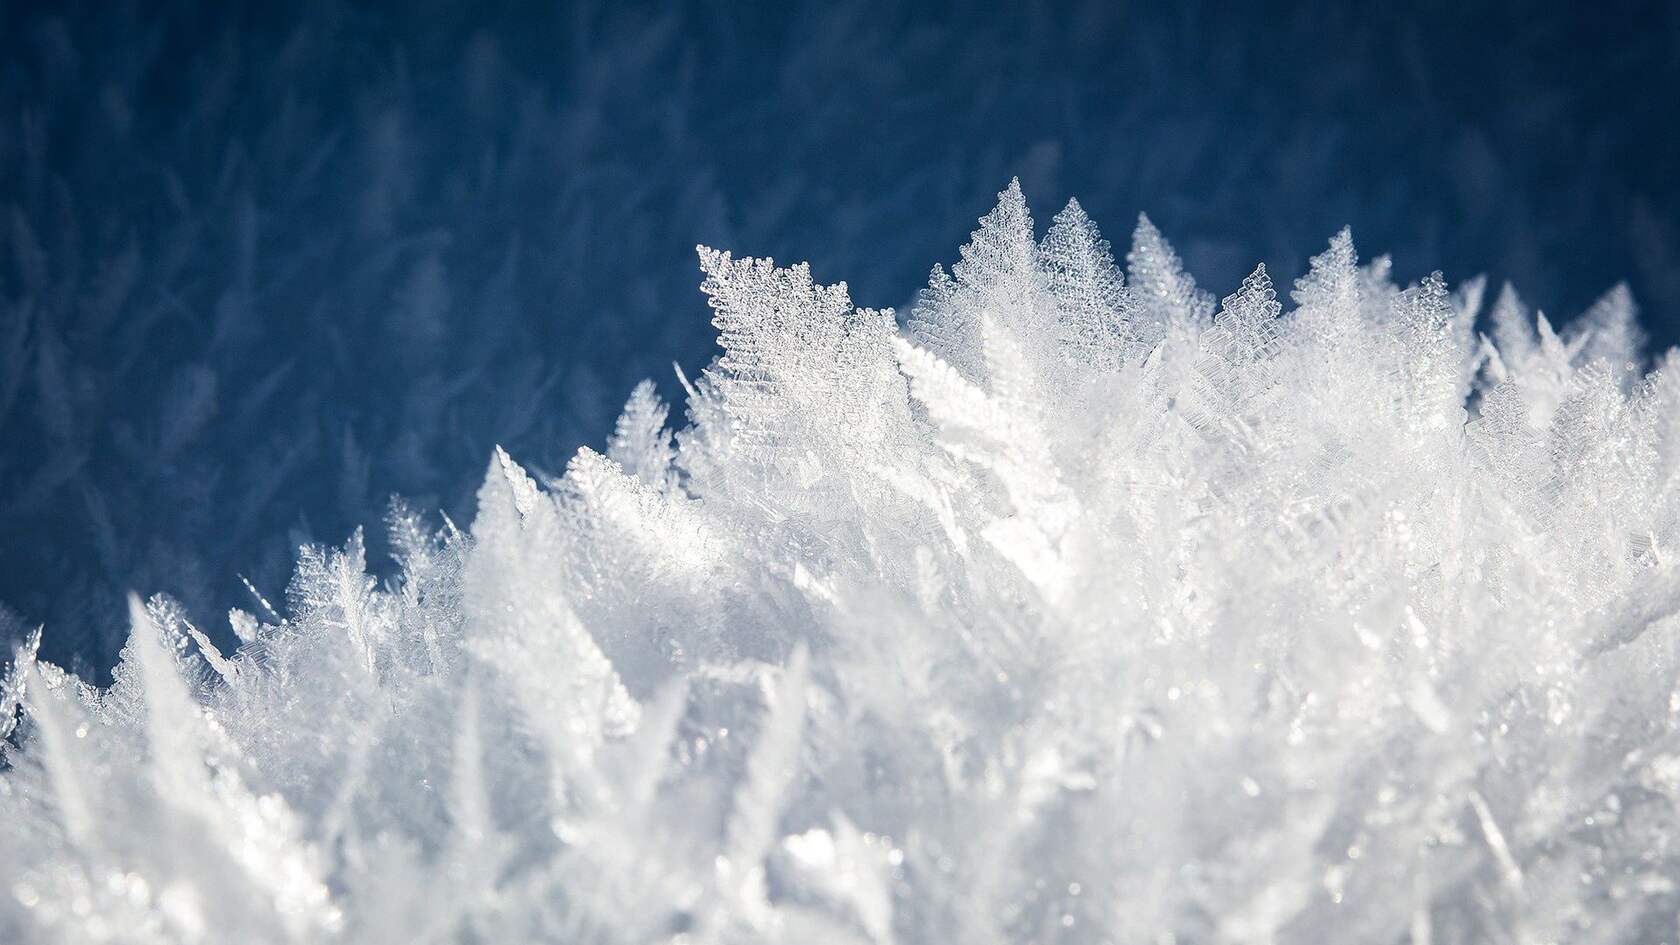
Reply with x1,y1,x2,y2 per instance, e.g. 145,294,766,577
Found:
5,181,1680,943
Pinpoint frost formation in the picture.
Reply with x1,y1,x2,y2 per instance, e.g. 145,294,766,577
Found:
5,181,1680,944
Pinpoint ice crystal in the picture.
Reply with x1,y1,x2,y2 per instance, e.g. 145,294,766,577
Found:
5,181,1680,944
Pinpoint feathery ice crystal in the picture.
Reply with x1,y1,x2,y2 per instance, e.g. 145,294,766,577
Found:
5,181,1680,943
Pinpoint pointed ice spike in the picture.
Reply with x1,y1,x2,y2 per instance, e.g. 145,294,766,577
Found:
891,337,996,438
287,528,380,676
127,593,209,798
1453,274,1488,329
1292,226,1359,312
23,662,95,846
493,445,543,523
1041,197,1136,359
912,180,1047,381
607,380,675,488
1184,262,1283,430
183,619,236,685
1213,263,1282,362
1450,275,1488,394
1128,212,1212,343
1535,309,1590,368
0,624,42,742
953,178,1037,294
1395,272,1464,429
695,245,871,464
907,264,957,348
467,447,640,757
1284,227,1365,351
908,260,985,381
1569,282,1644,389
1490,283,1535,369
1396,271,1455,350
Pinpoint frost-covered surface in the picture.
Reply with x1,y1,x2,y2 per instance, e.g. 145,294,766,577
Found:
6,182,1680,942
4,0,1678,675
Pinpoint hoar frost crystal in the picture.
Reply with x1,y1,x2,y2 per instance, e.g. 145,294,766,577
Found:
5,181,1680,943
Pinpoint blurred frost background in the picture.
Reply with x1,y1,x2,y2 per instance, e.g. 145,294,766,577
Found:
1,0,1677,674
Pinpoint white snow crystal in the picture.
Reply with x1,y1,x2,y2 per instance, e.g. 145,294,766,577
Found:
4,180,1680,943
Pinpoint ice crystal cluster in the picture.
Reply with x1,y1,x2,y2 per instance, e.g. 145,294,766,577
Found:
5,181,1680,944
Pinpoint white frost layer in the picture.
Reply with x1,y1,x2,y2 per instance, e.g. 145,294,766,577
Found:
5,181,1680,943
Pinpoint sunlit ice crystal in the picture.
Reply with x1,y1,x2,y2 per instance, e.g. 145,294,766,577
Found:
5,179,1680,943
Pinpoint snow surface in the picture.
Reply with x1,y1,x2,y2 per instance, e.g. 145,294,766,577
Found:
5,181,1680,942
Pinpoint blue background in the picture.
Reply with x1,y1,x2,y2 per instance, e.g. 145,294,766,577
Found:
3,0,1678,675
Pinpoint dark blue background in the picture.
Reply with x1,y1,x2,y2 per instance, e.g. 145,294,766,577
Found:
3,0,1678,675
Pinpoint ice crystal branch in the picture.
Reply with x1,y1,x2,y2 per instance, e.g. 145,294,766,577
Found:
4,181,1680,943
